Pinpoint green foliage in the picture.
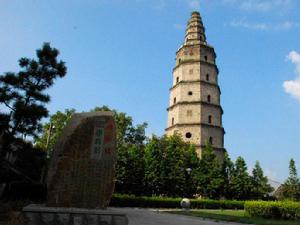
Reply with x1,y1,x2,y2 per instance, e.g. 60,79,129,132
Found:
110,194,181,208
289,159,298,179
144,134,198,197
144,136,163,195
230,157,252,200
110,194,244,209
277,159,300,201
35,109,75,157
221,151,235,199
0,43,65,199
191,199,244,210
245,201,300,220
0,138,47,200
115,144,146,195
0,43,66,140
1,139,46,182
250,161,274,199
195,144,224,199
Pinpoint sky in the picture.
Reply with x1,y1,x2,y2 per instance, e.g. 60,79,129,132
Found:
1,0,300,183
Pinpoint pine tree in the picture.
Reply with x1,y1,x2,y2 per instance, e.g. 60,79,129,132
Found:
0,43,66,193
195,144,223,199
230,156,252,200
250,161,274,199
0,43,66,142
279,158,300,200
288,159,299,184
221,151,234,199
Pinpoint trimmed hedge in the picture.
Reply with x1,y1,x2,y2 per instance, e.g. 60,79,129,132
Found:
110,194,244,209
245,201,300,220
110,195,180,208
191,199,244,209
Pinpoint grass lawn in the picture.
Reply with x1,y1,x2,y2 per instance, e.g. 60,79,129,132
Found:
167,209,300,225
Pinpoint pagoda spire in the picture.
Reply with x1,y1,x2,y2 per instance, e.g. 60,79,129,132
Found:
184,11,206,45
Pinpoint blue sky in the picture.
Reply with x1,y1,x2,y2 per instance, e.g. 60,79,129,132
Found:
1,0,300,182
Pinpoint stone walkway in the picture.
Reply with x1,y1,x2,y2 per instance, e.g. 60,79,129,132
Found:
109,208,249,225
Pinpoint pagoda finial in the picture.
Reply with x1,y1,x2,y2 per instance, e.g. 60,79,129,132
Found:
191,11,200,16
184,11,206,45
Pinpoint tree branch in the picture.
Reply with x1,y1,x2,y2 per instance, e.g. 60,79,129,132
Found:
3,101,15,112
10,76,41,136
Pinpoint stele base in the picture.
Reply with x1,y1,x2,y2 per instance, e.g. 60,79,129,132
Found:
22,204,128,225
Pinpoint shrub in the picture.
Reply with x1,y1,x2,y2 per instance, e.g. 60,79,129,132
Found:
110,194,244,209
245,201,300,220
110,194,180,208
191,199,244,209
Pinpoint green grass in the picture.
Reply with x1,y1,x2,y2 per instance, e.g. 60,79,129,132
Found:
168,209,300,225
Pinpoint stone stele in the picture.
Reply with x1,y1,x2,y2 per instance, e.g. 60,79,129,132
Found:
47,111,117,209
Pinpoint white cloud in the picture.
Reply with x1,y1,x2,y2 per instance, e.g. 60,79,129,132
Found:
283,51,300,102
223,0,293,12
287,51,300,74
278,21,296,30
229,20,268,30
283,80,300,101
228,19,299,31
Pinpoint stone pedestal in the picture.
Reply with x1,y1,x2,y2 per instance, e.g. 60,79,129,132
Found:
23,204,128,225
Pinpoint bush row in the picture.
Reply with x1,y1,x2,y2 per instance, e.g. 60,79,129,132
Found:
245,201,300,220
110,194,244,209
191,199,244,209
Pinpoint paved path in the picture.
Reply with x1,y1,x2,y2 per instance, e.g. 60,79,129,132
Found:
109,208,248,225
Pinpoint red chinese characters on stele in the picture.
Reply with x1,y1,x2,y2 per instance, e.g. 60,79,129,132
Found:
103,121,115,155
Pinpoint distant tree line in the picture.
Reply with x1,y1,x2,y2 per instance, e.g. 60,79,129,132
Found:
36,106,280,200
